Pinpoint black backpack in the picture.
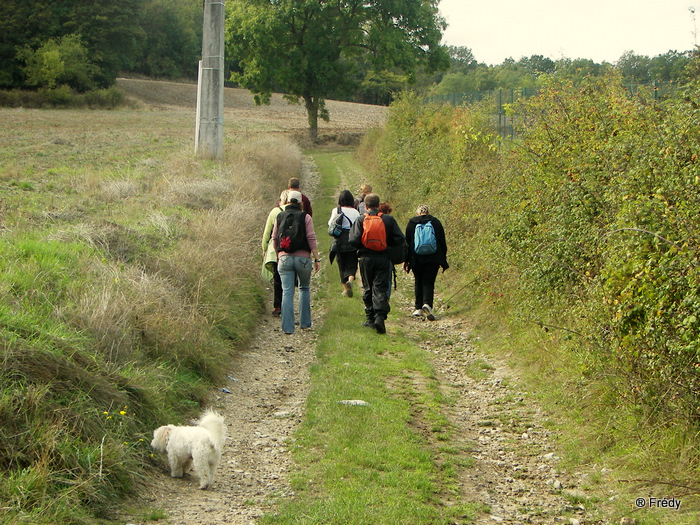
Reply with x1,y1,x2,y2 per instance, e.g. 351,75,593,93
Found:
276,209,309,253
388,242,408,265
388,242,407,291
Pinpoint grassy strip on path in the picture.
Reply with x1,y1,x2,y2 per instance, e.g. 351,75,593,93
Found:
262,148,482,525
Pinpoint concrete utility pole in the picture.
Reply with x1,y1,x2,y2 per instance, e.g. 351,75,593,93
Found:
195,0,225,160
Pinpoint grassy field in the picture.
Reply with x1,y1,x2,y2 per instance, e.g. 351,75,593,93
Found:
0,105,300,523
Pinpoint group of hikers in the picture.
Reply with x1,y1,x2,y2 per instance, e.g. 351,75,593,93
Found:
261,179,448,335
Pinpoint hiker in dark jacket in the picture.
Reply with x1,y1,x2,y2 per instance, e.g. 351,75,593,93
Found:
404,205,448,321
349,194,405,334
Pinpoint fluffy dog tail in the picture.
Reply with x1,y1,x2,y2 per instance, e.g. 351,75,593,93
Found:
197,409,226,450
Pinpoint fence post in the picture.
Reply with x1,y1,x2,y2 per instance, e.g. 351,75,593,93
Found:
498,89,503,138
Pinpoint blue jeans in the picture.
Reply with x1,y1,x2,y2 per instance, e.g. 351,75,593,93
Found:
277,254,312,334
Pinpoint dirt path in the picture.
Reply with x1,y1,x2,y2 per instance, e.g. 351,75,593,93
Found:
135,317,317,525
130,287,610,525
124,153,613,525
390,288,606,525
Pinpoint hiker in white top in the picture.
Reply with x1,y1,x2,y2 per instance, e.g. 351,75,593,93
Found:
328,189,360,297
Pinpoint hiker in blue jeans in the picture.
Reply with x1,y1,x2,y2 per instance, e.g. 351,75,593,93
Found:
272,191,320,334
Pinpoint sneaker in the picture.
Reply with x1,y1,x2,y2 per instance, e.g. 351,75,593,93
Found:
272,307,281,316
346,281,353,298
422,304,436,321
412,309,423,317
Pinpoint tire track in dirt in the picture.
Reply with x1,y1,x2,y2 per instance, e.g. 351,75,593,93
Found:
390,274,612,524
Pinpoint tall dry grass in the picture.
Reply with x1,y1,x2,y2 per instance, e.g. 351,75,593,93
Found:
61,135,301,376
0,109,305,522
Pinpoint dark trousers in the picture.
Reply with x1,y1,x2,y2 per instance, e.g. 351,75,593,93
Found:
336,251,358,284
272,263,283,309
359,255,392,316
412,262,440,309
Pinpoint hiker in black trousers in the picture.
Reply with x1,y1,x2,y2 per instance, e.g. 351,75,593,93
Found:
349,194,405,334
404,204,448,321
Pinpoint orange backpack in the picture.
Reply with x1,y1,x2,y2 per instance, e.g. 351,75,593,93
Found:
361,212,387,251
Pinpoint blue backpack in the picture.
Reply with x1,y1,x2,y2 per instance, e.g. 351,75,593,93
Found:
414,220,437,255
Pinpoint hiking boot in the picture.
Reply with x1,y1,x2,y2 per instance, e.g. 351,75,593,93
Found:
346,281,353,298
363,308,375,328
373,315,386,334
422,304,436,321
412,309,423,317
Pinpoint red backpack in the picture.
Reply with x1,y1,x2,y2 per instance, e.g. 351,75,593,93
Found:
361,212,387,251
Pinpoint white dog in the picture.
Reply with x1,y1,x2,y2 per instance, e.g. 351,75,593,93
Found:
150,409,226,490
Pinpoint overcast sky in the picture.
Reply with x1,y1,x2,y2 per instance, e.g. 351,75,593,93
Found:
438,0,698,65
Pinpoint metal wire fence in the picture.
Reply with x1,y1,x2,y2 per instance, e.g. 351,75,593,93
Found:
424,82,680,139
424,88,538,139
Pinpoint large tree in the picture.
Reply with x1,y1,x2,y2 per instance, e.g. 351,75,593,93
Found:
226,0,449,140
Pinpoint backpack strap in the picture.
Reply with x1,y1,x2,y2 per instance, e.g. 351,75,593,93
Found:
338,206,350,227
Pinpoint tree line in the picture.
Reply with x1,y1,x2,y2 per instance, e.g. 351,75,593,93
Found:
0,0,203,91
1,0,695,138
430,47,695,96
